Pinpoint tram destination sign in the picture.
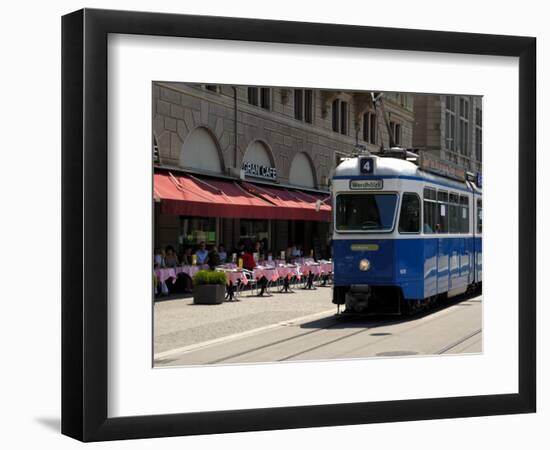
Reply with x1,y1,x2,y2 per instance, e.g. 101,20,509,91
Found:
349,179,383,190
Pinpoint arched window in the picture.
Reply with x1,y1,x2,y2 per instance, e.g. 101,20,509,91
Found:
289,152,316,188
242,140,277,180
180,127,223,173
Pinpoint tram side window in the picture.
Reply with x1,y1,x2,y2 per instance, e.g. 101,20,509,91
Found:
477,198,482,233
437,190,449,233
399,193,420,233
423,187,437,234
449,192,460,233
460,195,469,233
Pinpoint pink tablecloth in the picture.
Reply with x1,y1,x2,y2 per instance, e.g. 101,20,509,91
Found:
222,270,248,286
300,264,322,276
154,265,209,284
154,268,177,284
276,266,302,280
253,267,280,282
175,265,208,278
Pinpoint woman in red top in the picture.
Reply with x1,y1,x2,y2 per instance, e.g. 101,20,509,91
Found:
242,249,256,271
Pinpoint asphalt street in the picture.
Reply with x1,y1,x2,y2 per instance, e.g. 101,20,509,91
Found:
154,288,482,367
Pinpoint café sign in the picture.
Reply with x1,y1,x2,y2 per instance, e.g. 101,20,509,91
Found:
419,152,466,181
242,161,277,180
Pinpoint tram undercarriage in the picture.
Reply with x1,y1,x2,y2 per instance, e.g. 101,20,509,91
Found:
333,282,482,316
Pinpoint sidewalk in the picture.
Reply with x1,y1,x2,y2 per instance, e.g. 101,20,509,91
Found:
154,286,335,355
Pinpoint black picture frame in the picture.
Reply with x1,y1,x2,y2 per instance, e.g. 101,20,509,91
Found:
62,8,536,442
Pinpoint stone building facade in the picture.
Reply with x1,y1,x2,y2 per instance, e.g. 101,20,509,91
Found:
413,95,483,176
153,82,415,256
153,83,414,190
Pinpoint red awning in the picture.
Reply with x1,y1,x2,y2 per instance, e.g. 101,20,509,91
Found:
241,182,331,222
154,173,276,219
154,172,331,221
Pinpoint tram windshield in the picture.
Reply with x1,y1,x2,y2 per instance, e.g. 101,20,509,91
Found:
335,193,398,232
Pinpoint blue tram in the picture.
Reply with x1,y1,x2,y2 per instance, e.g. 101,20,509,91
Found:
331,153,482,314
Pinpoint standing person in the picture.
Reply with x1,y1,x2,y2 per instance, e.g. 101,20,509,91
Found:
208,245,221,270
195,241,209,265
164,245,179,268
242,245,256,271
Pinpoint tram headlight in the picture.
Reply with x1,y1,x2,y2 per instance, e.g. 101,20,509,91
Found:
359,259,371,271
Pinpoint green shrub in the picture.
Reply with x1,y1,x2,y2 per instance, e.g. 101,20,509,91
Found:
193,270,227,285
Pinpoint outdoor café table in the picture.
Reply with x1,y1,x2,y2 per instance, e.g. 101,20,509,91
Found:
300,263,322,289
253,266,280,296
153,267,177,296
154,267,177,284
217,269,248,301
276,265,301,292
175,264,208,279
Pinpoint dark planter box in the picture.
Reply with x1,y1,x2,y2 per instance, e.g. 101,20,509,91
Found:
193,284,226,304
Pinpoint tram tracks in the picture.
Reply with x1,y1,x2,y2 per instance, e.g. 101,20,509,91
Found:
204,295,482,364
436,328,482,354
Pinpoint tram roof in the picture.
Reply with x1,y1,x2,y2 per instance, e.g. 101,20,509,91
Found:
333,155,479,192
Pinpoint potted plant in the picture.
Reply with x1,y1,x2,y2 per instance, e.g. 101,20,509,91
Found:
192,270,227,304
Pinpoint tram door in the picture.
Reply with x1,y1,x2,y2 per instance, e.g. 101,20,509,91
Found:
436,193,450,294
437,237,449,294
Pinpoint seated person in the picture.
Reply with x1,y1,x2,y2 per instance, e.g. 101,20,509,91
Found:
153,248,164,268
164,245,179,268
195,241,209,265
180,247,193,265
218,244,227,263
285,244,294,263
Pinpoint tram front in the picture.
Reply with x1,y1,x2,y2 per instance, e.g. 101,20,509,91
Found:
331,155,416,314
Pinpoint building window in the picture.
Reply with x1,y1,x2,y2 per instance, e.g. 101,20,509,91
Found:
248,87,259,106
331,99,348,135
205,85,218,92
475,107,482,162
389,121,402,146
445,96,456,151
340,101,348,135
180,217,217,246
304,90,313,123
153,136,159,163
332,99,339,132
294,90,303,120
240,219,269,245
294,89,313,123
248,87,271,110
362,111,377,144
260,88,271,110
458,98,469,155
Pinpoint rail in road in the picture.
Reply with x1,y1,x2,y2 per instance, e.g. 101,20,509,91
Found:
154,295,482,367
